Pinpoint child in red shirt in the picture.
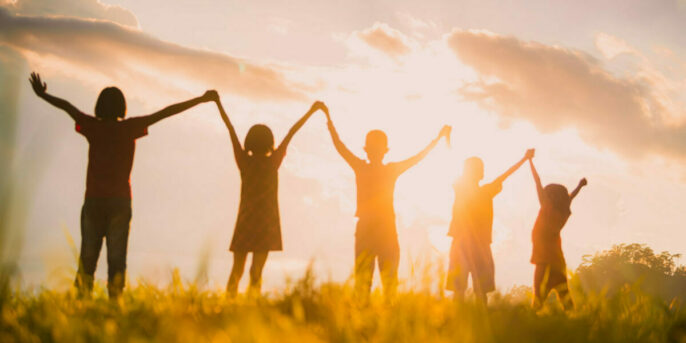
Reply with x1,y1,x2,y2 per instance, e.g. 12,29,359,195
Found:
29,73,215,298
528,156,586,309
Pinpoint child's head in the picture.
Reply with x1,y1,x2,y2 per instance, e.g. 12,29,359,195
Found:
95,87,126,120
544,184,571,212
462,157,484,183
245,124,275,156
364,130,389,163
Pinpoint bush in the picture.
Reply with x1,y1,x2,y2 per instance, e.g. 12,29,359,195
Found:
575,243,686,301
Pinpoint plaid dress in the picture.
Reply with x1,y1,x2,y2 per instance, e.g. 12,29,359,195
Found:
230,151,284,252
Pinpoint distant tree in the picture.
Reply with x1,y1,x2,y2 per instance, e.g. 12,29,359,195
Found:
575,243,686,300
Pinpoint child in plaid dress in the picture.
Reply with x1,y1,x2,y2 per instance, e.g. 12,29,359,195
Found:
528,156,586,309
215,97,324,296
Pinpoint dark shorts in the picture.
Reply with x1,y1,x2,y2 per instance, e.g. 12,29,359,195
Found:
447,239,495,293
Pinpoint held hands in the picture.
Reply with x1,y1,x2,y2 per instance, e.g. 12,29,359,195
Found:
29,72,47,97
309,100,331,122
524,148,535,160
309,100,326,114
202,90,219,103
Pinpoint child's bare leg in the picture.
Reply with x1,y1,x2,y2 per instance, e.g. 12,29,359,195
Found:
474,285,488,304
354,249,376,300
378,248,399,299
451,271,468,302
248,251,269,296
227,252,248,296
533,264,551,309
556,282,573,310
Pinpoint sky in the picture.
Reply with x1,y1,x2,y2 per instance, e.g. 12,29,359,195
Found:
1,0,685,293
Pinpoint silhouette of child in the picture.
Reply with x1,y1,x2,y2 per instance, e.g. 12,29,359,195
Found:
214,97,324,297
323,104,450,298
447,149,534,302
528,156,586,310
28,72,215,298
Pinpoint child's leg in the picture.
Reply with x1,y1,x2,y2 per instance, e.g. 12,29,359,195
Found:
227,252,248,296
472,276,488,304
533,264,551,309
448,240,469,301
75,200,105,297
104,199,132,299
472,246,495,304
248,251,269,296
554,279,573,310
542,264,573,310
378,243,400,299
354,247,376,299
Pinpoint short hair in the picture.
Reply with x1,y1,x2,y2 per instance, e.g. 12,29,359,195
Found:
463,156,484,175
94,87,126,120
245,124,275,155
365,130,388,149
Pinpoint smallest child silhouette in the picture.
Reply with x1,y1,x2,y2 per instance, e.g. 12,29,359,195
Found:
528,156,587,310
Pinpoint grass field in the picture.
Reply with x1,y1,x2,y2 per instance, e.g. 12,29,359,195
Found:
2,270,686,343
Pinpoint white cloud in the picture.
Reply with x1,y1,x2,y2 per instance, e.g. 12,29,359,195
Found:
0,8,306,103
595,33,635,60
447,29,686,160
2,0,138,27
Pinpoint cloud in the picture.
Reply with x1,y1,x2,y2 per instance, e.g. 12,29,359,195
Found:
355,22,411,58
2,0,137,27
447,29,686,160
0,8,305,103
595,33,635,60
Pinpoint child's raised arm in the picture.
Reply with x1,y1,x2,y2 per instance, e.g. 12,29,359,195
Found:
492,149,535,185
215,97,246,165
274,101,322,158
325,105,364,169
29,72,89,122
394,125,451,174
138,90,215,126
569,178,587,202
528,157,544,205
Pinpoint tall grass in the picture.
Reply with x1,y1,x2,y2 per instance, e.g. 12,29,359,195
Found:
1,268,686,343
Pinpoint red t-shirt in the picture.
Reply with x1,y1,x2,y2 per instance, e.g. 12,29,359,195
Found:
75,116,149,198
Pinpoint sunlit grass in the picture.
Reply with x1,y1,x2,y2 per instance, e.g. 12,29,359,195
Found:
2,268,686,343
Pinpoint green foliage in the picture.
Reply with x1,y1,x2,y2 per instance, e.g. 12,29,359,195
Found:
576,243,686,301
2,271,686,343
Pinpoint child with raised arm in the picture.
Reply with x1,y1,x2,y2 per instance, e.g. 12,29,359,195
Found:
28,72,215,298
528,157,586,310
215,96,323,297
323,104,450,298
447,149,534,303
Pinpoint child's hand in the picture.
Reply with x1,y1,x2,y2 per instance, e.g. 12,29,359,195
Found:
524,148,535,160
202,90,219,102
310,100,325,113
579,178,587,187
29,72,47,97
